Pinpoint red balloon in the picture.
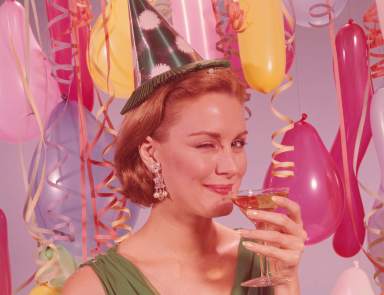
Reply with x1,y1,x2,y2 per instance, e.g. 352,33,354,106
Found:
331,20,372,257
264,114,344,245
45,0,94,111
0,209,11,295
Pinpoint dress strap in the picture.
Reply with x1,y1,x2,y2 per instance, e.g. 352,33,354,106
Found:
81,247,158,295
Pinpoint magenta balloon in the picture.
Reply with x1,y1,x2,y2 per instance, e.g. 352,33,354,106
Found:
0,209,12,295
45,0,94,111
29,101,139,259
264,115,344,245
0,0,61,143
331,21,371,258
368,87,384,285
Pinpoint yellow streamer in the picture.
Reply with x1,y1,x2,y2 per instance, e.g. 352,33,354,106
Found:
270,74,295,179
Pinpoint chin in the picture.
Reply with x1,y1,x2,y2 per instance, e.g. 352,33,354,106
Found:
211,201,234,217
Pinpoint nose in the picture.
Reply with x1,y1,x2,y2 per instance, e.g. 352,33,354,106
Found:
215,148,240,177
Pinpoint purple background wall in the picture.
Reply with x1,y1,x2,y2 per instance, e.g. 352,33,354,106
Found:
0,0,381,294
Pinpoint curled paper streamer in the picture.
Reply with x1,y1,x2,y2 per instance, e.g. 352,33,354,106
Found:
293,0,348,28
269,76,295,179
363,3,384,79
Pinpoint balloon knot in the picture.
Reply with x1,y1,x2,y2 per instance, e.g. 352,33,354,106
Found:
300,113,308,122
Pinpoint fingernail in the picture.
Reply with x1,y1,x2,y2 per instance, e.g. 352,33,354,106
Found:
242,241,253,248
237,229,247,235
247,209,259,216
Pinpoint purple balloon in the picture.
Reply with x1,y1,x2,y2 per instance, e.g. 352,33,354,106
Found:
264,114,345,245
29,101,139,259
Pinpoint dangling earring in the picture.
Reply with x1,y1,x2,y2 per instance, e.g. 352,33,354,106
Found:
151,162,168,201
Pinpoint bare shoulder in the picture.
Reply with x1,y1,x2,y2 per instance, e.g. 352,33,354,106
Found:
61,266,105,295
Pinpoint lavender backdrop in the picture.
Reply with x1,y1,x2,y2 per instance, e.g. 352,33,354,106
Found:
0,0,380,294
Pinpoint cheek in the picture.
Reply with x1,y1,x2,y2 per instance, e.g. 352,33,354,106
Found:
239,153,247,176
162,150,216,185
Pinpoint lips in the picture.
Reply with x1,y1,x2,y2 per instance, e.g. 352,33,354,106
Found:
204,184,233,196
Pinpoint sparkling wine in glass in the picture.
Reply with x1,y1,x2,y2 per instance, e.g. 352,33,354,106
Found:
232,187,291,288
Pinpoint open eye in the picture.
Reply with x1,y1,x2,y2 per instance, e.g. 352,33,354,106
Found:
232,139,247,149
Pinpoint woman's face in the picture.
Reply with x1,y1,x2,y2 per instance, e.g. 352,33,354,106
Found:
153,92,248,218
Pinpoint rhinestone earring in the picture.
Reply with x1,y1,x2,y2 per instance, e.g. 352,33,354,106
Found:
151,162,168,201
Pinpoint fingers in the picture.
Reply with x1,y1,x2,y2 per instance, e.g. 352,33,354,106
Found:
271,195,303,225
239,229,305,251
242,241,302,267
246,209,307,241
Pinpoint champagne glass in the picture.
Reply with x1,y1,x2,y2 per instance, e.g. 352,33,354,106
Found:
232,187,291,287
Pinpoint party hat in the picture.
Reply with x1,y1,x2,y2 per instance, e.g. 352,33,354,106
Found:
120,0,229,114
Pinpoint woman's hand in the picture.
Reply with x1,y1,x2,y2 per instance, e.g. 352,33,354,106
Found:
238,195,307,293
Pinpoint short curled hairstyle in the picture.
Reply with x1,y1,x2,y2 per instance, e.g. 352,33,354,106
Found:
114,67,248,207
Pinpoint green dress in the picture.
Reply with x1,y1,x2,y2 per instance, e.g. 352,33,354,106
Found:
82,239,274,295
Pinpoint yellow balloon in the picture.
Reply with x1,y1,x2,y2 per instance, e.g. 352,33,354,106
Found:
29,285,60,295
238,0,286,93
88,0,135,98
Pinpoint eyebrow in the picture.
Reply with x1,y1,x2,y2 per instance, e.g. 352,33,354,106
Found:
187,130,248,139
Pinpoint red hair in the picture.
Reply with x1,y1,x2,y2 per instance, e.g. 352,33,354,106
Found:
114,67,248,206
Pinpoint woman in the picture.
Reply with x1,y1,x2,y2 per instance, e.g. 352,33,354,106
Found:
62,62,307,295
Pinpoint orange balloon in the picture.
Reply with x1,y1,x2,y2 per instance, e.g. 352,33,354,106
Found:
237,0,286,93
88,0,135,98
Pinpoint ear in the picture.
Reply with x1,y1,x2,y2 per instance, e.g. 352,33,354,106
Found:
139,136,159,170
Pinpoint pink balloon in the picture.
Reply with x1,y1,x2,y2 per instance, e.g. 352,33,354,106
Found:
0,209,12,295
331,21,372,258
0,0,61,143
263,115,344,245
368,87,384,286
171,0,223,59
45,0,94,111
330,262,375,295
